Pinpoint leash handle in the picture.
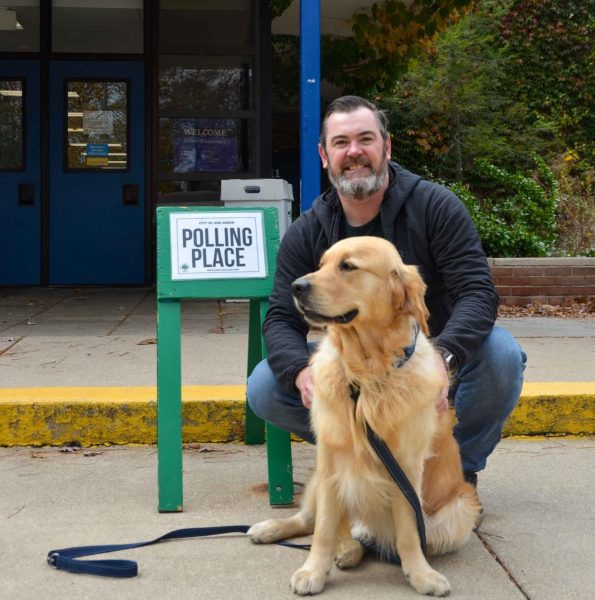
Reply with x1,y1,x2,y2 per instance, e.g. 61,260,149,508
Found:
48,525,258,578
47,525,311,578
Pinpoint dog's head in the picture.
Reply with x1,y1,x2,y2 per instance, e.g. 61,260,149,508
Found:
292,236,429,334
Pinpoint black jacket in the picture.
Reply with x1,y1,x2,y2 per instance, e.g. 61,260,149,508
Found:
264,162,499,393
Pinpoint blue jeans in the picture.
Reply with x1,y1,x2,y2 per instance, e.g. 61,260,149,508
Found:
247,326,526,474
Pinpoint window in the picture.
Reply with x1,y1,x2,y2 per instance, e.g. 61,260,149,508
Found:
156,1,258,200
159,117,252,175
158,56,256,195
0,79,24,170
52,0,143,53
0,3,40,53
158,0,252,52
65,80,129,171
159,59,252,113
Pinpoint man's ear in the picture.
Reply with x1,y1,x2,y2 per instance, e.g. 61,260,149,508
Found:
318,144,328,169
391,264,430,335
385,136,392,160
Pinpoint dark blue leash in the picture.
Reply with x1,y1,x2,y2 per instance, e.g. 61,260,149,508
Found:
365,426,427,560
46,431,425,578
47,435,424,579
47,525,310,578
48,328,425,580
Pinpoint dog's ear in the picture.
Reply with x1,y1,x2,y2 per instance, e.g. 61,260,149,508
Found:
391,264,430,335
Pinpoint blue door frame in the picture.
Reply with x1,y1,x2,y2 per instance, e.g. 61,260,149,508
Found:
49,61,146,284
0,60,41,285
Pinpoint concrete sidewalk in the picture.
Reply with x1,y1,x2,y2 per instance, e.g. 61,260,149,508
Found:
0,288,594,599
0,286,594,445
2,438,594,599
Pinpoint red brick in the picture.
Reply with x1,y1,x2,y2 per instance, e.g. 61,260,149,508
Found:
572,267,595,276
495,286,511,296
514,267,544,276
495,276,527,286
509,286,535,296
526,276,556,286
543,266,572,276
504,296,533,305
542,296,564,305
491,267,514,277
554,276,584,285
540,286,573,295
570,286,595,296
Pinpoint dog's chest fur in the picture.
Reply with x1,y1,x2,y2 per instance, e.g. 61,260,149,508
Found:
310,333,439,519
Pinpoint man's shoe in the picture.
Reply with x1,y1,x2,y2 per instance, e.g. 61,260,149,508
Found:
464,471,478,488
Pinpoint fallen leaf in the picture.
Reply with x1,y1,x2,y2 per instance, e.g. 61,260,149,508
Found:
183,442,202,450
137,338,157,345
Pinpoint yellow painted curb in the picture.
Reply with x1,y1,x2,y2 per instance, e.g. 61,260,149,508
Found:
504,382,595,437
0,386,245,447
0,382,593,447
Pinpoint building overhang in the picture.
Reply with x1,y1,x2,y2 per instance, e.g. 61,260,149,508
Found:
272,0,415,37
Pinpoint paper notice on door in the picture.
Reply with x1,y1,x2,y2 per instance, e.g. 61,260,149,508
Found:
83,111,114,135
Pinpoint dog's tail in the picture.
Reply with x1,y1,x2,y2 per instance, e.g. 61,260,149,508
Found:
425,485,483,556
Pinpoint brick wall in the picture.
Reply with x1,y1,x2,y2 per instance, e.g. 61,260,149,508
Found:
488,258,595,306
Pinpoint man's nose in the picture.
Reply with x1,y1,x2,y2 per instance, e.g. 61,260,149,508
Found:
346,140,363,156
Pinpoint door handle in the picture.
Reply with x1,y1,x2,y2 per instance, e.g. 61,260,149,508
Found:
19,183,35,206
123,184,139,205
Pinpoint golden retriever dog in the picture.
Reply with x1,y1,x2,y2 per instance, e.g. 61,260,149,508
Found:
249,236,482,596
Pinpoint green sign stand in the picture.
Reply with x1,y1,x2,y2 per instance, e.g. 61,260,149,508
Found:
156,206,293,511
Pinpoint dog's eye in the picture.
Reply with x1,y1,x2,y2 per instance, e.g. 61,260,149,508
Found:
339,261,357,272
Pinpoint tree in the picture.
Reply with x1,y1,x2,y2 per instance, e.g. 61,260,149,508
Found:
500,0,595,160
270,0,475,106
385,0,546,182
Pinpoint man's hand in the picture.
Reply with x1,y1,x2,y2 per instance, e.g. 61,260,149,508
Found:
295,366,314,409
434,353,450,414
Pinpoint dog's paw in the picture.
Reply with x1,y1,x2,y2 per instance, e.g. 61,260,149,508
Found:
290,567,327,596
406,567,451,597
247,519,286,544
334,539,365,570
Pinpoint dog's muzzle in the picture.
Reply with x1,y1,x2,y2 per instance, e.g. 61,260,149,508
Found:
292,277,358,325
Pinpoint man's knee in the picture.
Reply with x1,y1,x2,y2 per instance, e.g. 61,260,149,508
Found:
480,326,527,377
456,326,526,419
247,359,278,420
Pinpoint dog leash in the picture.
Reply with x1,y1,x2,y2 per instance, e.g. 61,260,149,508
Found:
348,384,427,562
46,434,424,578
48,326,425,578
348,321,427,560
47,525,311,578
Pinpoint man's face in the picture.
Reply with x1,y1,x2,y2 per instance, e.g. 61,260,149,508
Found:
319,106,391,200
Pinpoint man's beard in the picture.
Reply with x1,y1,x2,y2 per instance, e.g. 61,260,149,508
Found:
328,155,388,200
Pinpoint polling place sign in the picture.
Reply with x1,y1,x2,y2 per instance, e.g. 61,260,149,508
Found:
169,211,267,280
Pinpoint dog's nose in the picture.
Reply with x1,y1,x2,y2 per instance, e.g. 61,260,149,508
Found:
292,278,310,300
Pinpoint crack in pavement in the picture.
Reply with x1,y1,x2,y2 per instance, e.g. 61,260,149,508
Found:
475,529,531,599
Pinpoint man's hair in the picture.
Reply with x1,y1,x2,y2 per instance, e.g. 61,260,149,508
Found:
319,95,390,150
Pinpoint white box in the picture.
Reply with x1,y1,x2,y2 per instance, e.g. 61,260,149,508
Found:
221,179,294,237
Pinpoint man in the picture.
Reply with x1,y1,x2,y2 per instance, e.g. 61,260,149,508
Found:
248,95,526,485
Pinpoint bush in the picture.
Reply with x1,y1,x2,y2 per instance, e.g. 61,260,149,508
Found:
550,155,595,256
447,158,557,256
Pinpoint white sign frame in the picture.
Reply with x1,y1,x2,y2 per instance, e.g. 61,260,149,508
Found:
169,211,267,280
